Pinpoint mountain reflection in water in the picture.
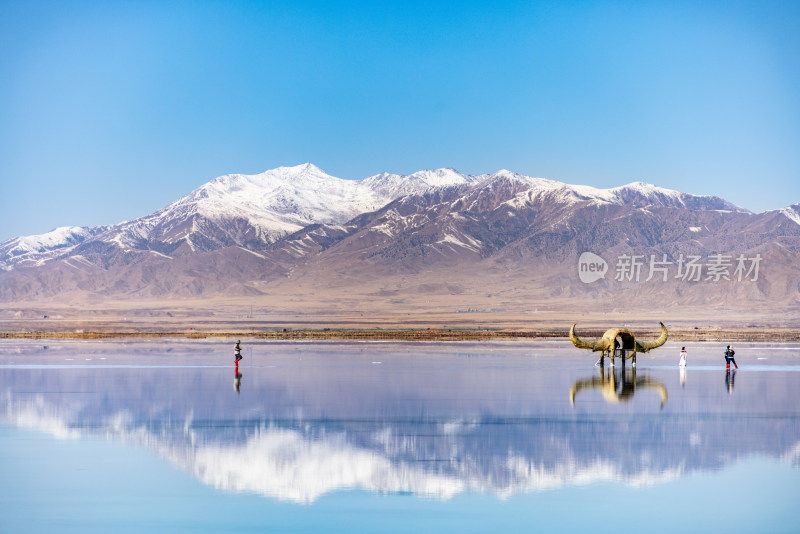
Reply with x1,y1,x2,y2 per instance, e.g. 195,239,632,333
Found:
1,340,799,503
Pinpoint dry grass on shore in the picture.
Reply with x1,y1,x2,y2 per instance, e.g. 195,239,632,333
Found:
1,327,798,342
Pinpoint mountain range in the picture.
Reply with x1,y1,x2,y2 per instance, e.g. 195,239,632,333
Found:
2,163,799,326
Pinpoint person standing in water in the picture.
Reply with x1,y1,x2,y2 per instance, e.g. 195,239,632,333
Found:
679,346,687,367
235,340,242,362
724,345,738,369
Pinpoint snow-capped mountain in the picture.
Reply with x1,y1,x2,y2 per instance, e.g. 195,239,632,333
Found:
362,167,481,198
0,225,108,270
0,164,481,270
1,164,797,316
138,163,385,245
0,164,749,271
575,180,746,211
267,170,769,274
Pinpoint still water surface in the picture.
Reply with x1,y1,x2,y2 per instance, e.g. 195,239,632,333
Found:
1,339,799,533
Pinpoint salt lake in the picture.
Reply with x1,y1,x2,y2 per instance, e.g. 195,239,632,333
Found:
1,339,798,533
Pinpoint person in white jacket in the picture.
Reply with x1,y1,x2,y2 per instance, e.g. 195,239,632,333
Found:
679,347,687,367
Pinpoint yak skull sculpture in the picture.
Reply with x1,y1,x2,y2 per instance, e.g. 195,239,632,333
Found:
569,322,668,366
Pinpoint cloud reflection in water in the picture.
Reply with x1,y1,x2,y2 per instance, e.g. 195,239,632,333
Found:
1,341,799,503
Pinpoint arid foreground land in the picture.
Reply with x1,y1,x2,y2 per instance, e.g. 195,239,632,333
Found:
1,300,797,342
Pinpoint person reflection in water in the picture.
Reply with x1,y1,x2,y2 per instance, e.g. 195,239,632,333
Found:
725,368,736,395
234,360,243,394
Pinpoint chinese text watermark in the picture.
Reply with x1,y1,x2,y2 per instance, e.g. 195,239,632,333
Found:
579,252,762,284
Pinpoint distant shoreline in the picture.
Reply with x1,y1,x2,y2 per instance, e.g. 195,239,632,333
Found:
1,328,798,342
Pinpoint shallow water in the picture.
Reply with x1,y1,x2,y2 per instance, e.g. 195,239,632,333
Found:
1,339,798,533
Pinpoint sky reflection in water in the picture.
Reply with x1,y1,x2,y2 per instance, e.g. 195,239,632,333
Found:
0,339,798,533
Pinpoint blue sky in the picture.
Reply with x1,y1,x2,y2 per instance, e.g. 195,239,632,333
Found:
1,0,798,241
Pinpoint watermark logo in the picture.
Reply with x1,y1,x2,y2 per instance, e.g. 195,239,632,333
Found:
578,252,762,284
578,252,608,283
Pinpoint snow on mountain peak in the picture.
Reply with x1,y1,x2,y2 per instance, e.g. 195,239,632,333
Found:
491,169,522,179
265,162,330,181
171,164,383,237
0,225,98,270
362,167,477,199
113,166,751,252
607,181,686,206
779,203,800,225
558,179,747,212
298,162,324,173
612,180,681,197
407,168,471,187
8,226,92,253
1,163,759,271
485,169,559,187
200,163,332,195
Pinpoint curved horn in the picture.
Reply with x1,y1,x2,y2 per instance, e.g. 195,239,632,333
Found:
638,379,668,408
569,384,579,406
569,378,600,406
637,322,668,352
657,384,667,408
570,324,603,351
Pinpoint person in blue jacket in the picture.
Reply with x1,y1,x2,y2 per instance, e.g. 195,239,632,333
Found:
724,345,738,370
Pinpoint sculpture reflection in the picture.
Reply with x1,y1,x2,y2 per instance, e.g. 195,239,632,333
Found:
570,366,668,408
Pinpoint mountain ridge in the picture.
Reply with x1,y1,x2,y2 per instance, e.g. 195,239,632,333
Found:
0,163,758,271
1,164,798,323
